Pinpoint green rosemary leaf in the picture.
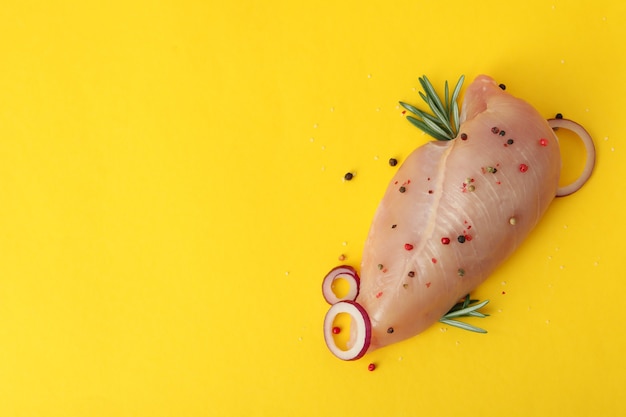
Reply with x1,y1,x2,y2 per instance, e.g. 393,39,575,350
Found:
443,299,490,319
468,311,490,318
399,101,422,116
420,115,454,141
419,76,446,117
462,294,471,309
444,79,450,115
401,74,465,141
439,319,488,334
452,100,460,135
406,116,450,142
425,96,453,136
451,75,465,106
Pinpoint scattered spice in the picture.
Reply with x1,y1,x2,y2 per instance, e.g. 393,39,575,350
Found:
391,224,397,229
425,282,432,288
403,283,409,289
389,158,398,166
507,139,514,145
468,185,476,192
491,127,500,134
408,271,415,277
431,258,437,264
539,138,548,146
499,130,506,136
457,235,466,243
457,268,466,277
332,326,341,334
460,133,468,140
556,113,563,119
519,163,529,173
404,243,414,251
377,264,383,270
338,254,346,261
344,172,354,181
387,327,394,334
399,186,406,193
499,83,506,90
441,237,451,245
368,363,376,371
509,217,517,225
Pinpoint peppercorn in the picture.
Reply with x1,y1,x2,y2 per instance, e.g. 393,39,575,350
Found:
499,83,506,90
344,172,354,181
387,327,394,334
457,235,466,243
399,186,406,193
408,271,415,277
389,158,398,166
507,139,514,145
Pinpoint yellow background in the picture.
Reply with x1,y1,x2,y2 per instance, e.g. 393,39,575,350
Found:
1,1,624,416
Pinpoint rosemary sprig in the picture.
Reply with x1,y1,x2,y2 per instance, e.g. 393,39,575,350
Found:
439,295,489,333
399,75,465,141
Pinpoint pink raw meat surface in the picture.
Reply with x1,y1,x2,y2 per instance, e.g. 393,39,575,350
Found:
359,75,561,351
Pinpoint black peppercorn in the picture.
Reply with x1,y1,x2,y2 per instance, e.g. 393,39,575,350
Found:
344,172,353,181
457,235,466,243
389,158,398,166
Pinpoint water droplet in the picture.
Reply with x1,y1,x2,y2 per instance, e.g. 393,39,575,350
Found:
321,165,325,171
342,241,347,246
563,224,568,229
367,74,372,79
611,147,615,152
373,155,379,160
321,145,326,151
309,137,314,142
501,281,507,286
398,356,403,361
604,136,609,141
285,271,290,276
313,123,319,128
594,261,599,267
376,107,381,112
330,107,335,112
545,320,551,325
559,265,565,270
560,59,565,64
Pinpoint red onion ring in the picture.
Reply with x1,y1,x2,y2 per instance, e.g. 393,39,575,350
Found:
549,118,596,197
323,301,372,360
321,265,360,305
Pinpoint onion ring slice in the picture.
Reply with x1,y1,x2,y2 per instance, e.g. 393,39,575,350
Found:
323,301,372,360
321,265,360,305
549,118,596,197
